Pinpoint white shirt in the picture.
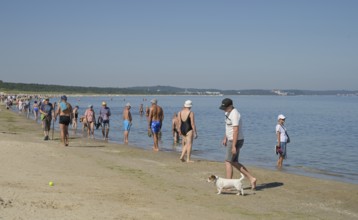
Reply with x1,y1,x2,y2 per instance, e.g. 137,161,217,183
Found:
225,108,244,141
276,124,288,142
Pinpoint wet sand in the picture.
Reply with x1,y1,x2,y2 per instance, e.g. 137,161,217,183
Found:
0,104,357,220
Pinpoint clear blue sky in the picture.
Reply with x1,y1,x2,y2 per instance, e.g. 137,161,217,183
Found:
1,0,357,90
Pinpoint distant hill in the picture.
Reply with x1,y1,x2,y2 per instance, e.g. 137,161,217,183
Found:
0,80,357,96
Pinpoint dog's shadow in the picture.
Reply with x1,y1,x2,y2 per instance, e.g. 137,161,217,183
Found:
245,182,284,191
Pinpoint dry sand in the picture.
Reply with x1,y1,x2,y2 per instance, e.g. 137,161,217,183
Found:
0,104,357,220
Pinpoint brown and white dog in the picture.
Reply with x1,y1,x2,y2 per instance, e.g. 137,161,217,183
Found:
79,116,88,133
207,173,245,196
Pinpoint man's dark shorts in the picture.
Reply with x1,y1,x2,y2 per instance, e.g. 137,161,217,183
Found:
225,139,244,163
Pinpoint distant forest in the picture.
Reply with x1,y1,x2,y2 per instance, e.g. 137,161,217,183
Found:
1,80,357,96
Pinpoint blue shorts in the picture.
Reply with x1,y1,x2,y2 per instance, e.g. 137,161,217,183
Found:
151,121,161,133
123,120,131,131
225,139,244,163
279,142,287,159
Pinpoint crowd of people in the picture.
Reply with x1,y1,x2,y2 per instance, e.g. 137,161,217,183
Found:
2,94,292,191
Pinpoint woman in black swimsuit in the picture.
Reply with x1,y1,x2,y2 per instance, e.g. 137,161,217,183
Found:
178,100,198,162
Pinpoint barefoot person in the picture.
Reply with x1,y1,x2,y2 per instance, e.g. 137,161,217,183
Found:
55,95,73,146
276,114,290,169
219,98,257,190
148,99,164,151
99,102,111,140
122,103,132,144
39,98,54,141
139,103,144,116
172,113,180,144
33,100,39,120
72,105,79,132
178,100,197,162
84,104,96,138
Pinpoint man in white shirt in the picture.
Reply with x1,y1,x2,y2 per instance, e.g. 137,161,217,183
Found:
220,98,257,190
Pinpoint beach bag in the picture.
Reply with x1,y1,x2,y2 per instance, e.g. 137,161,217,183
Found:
285,131,290,143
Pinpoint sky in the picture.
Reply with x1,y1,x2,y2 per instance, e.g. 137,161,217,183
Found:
0,0,357,90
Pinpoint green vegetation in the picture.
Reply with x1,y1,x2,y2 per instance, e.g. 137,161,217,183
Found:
0,80,357,96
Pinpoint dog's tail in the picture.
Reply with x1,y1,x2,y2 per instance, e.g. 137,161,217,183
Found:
239,172,245,181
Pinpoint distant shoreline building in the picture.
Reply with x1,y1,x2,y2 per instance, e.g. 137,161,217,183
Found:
272,89,288,96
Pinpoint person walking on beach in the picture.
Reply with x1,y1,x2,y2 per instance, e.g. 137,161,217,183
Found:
99,102,111,140
39,98,53,141
33,100,39,120
148,99,164,151
139,103,144,116
72,105,79,132
145,106,150,117
219,98,257,190
178,100,198,162
84,104,96,138
172,113,180,144
122,103,132,144
55,95,73,146
276,114,290,169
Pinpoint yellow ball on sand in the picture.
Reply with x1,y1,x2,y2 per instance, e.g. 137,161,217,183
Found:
49,181,54,186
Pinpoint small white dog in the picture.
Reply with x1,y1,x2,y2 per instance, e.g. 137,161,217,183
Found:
207,173,245,196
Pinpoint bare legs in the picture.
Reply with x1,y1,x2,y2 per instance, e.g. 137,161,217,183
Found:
277,155,284,169
226,161,257,190
87,122,95,138
123,130,129,144
179,131,194,162
152,132,159,151
59,124,69,146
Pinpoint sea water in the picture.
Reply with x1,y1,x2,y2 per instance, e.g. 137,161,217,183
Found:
41,95,358,184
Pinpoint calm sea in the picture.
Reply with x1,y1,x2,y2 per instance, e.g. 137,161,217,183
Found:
34,95,358,184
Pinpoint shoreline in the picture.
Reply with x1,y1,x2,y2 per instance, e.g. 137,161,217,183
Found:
0,104,357,219
6,101,358,185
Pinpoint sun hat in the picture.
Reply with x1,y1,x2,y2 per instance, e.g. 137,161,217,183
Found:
88,104,93,108
151,98,157,104
184,100,192,108
125,102,131,107
61,95,67,101
219,98,233,110
102,101,106,106
278,114,286,120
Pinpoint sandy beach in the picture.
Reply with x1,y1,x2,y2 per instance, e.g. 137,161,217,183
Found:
0,104,357,220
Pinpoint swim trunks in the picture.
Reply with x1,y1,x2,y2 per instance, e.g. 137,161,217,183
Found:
59,115,71,126
151,121,161,133
123,120,131,131
33,107,39,112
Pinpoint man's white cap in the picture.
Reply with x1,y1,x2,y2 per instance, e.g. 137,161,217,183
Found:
278,114,286,120
125,102,131,107
151,98,157,104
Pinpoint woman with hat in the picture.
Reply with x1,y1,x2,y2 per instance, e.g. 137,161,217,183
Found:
178,100,198,162
84,104,96,138
276,114,290,169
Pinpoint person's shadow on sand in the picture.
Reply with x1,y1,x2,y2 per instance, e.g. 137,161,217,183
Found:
245,182,284,191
